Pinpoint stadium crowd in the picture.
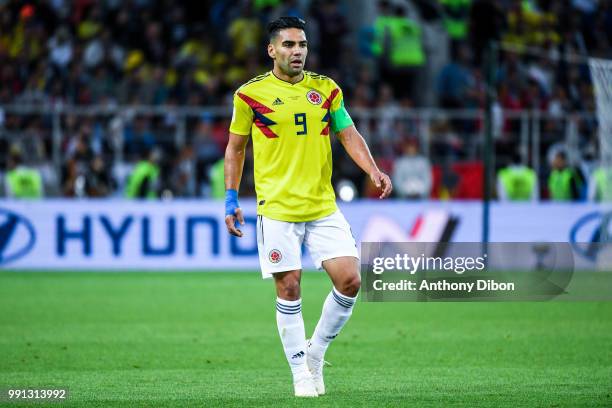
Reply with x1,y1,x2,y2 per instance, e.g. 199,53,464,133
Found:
0,0,610,200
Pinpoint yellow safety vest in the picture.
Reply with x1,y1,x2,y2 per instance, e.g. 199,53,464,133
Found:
499,166,536,200
6,167,43,198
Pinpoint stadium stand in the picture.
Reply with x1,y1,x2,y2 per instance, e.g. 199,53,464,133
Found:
0,0,610,200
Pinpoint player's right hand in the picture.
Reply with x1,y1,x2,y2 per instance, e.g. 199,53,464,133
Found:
225,189,245,237
225,208,245,237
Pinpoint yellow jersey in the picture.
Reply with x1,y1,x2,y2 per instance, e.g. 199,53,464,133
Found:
229,71,354,222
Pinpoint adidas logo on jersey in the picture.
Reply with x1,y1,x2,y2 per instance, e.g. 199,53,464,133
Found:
272,97,284,106
291,351,305,359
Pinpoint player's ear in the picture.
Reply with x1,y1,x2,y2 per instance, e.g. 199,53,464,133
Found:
267,43,275,59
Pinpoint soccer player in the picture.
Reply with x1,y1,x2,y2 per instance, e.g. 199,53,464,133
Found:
224,16,392,397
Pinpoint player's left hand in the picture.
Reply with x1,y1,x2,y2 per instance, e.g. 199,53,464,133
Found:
370,170,392,199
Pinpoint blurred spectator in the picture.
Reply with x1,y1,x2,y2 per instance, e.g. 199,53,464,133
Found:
269,0,304,21
437,43,474,108
18,118,48,162
209,158,225,199
588,167,611,202
430,118,463,160
497,153,538,201
167,6,188,46
123,116,156,160
311,0,349,70
142,21,165,65
439,0,472,43
89,65,115,103
83,29,125,71
85,155,115,197
374,83,401,152
469,0,505,66
62,131,93,197
125,149,160,199
171,144,196,197
227,2,262,62
4,149,44,199
526,55,554,97
547,151,584,201
372,1,425,101
503,0,561,51
438,160,460,200
193,117,222,196
392,138,432,199
547,85,570,118
48,26,73,72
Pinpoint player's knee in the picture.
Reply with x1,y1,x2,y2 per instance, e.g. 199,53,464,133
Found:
277,278,301,300
339,274,361,297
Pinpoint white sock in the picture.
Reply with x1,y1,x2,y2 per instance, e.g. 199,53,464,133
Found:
309,287,357,361
276,297,309,380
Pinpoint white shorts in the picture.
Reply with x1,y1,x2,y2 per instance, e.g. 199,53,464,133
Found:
256,210,359,279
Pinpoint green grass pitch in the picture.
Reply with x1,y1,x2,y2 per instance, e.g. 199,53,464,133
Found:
0,271,610,407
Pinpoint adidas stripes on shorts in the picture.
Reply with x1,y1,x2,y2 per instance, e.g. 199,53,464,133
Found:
256,210,359,278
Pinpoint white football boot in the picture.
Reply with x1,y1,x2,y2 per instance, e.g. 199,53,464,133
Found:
293,371,318,397
306,340,326,395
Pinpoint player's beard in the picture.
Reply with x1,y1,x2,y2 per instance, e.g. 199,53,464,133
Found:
282,59,304,78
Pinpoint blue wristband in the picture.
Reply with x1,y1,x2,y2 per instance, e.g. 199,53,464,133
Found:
225,189,240,217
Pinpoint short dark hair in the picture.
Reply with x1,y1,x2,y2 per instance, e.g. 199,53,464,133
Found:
267,16,306,41
556,151,567,161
